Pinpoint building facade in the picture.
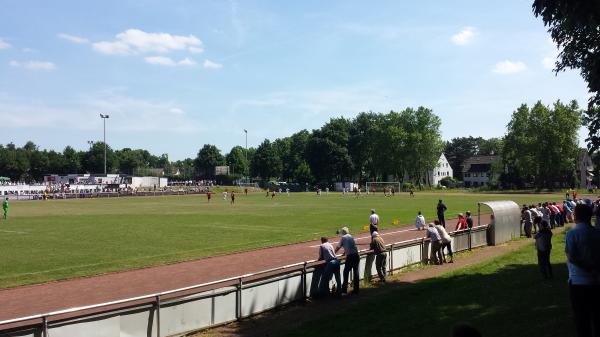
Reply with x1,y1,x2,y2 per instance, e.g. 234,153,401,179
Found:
462,156,498,187
577,149,594,189
429,153,453,186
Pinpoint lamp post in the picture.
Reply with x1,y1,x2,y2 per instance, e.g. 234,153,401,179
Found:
244,129,248,182
99,114,110,174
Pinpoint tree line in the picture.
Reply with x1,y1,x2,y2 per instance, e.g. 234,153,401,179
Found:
0,107,444,186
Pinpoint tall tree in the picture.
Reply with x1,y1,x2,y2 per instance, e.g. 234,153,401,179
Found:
502,100,582,188
226,146,249,177
251,140,282,181
63,146,81,173
532,1,600,151
194,144,225,178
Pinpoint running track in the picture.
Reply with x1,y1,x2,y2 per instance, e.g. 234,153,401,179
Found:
0,214,491,324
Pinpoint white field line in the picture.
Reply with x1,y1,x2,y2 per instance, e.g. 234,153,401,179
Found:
0,229,28,234
308,227,416,248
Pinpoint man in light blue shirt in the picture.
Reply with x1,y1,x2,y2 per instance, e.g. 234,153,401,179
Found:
565,203,600,337
318,237,341,296
336,227,360,294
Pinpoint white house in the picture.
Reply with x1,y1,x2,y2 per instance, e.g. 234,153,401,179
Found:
577,149,594,189
429,153,453,186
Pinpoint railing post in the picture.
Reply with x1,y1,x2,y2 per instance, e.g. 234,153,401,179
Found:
155,295,161,337
302,261,307,301
42,315,48,337
389,244,394,275
420,238,425,265
236,277,243,320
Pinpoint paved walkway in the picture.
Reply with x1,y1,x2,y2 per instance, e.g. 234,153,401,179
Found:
0,215,491,324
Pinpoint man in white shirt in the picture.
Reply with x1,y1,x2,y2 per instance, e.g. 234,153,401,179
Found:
426,223,443,265
415,211,426,230
369,209,379,234
434,220,453,263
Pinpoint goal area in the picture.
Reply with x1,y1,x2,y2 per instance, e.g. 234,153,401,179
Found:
365,182,401,193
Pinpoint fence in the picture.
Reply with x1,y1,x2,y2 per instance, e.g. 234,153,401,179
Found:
6,189,207,201
0,225,490,337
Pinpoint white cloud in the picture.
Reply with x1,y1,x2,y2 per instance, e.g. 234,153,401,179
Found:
492,60,527,74
542,56,555,70
178,57,197,66
145,56,177,66
0,38,11,49
93,29,203,55
0,91,199,132
58,33,89,44
203,59,223,69
92,40,131,55
451,27,476,45
9,60,56,71
189,46,204,54
144,56,197,67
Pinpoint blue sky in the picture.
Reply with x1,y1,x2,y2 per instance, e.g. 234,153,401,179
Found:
0,0,590,160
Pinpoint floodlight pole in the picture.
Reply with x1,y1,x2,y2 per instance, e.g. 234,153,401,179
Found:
100,114,110,175
244,129,248,181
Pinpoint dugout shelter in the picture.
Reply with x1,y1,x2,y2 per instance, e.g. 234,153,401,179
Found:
477,200,520,245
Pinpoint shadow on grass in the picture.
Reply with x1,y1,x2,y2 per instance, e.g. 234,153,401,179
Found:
202,250,572,337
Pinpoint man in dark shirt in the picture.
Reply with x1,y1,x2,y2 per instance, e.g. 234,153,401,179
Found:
437,199,448,227
370,231,387,283
466,211,474,229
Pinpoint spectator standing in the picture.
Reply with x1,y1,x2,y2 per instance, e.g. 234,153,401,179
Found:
535,220,553,279
370,231,387,283
335,227,360,294
565,203,600,337
564,200,574,223
523,205,533,238
369,209,379,234
317,237,341,296
437,199,447,227
426,223,443,264
415,211,426,230
541,203,551,228
2,197,7,219
435,220,453,263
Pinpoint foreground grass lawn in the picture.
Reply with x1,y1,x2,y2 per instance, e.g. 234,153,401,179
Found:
0,191,565,288
279,232,571,337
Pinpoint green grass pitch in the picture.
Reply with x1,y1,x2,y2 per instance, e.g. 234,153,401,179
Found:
0,191,564,288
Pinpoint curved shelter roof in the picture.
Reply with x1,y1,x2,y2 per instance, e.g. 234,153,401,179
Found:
478,200,520,245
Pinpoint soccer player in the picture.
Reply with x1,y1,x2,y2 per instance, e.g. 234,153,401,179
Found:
271,190,276,199
223,190,227,201
2,197,8,219
207,191,212,203
230,191,235,205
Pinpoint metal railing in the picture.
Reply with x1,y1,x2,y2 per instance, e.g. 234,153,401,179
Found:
0,225,490,337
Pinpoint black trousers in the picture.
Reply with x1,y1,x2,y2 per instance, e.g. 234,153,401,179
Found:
570,283,600,337
342,253,360,294
438,213,445,227
536,250,552,278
